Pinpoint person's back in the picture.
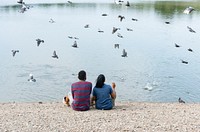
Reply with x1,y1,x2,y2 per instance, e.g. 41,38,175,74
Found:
93,84,113,110
92,74,116,110
71,81,92,111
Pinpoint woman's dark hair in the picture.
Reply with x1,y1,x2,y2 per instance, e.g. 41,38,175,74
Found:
78,70,86,81
95,74,105,88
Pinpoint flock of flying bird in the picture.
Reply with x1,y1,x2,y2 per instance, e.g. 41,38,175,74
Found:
13,0,197,103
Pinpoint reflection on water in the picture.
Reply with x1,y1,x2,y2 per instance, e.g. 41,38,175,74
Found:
0,1,200,103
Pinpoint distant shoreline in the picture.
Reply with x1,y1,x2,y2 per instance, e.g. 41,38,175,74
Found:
1,101,200,131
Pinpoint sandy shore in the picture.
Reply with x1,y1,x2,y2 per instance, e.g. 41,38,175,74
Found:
1,101,200,132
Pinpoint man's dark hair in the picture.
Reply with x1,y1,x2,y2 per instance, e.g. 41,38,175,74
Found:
78,70,86,81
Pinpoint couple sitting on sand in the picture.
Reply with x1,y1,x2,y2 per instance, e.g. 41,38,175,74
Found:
63,70,116,111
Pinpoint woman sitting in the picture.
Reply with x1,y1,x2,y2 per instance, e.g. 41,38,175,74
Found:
91,74,116,110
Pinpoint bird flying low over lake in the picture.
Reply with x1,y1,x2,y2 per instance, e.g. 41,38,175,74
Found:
187,26,196,33
183,6,194,14
52,51,58,59
188,48,193,52
181,60,188,64
112,27,120,34
118,15,125,22
36,39,44,46
49,18,55,23
175,43,180,48
11,50,19,57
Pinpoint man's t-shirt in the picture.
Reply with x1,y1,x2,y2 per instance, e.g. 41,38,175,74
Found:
93,84,113,110
71,81,92,111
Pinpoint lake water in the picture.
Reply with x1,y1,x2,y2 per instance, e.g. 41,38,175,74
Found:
0,0,200,103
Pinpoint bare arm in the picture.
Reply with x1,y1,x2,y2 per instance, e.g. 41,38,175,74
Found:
111,82,116,99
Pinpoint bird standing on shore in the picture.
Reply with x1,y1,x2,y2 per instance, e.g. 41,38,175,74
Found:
178,97,185,103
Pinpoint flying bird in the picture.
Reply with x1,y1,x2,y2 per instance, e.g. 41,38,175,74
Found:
52,51,58,59
175,43,180,48
17,0,23,4
117,33,123,38
11,50,19,57
118,15,125,22
188,48,193,52
49,18,55,23
98,29,104,33
181,60,188,64
183,6,194,14
127,28,133,31
132,18,138,21
84,24,89,28
112,27,120,34
165,21,170,24
187,26,196,33
36,39,44,46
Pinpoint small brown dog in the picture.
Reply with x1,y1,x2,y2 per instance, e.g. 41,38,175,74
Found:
63,96,70,106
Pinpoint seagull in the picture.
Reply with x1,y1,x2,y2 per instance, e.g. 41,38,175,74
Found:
132,18,138,21
84,24,89,28
175,43,180,48
36,39,44,46
121,49,127,57
114,0,124,5
49,18,55,23
52,51,58,59
112,27,120,34
17,0,23,4
98,29,104,33
165,21,170,24
183,6,194,14
117,33,123,38
114,44,119,48
28,74,36,82
127,28,133,31
11,50,19,57
72,41,78,48
178,97,185,103
68,36,73,39
118,15,125,22
102,13,108,16
181,60,188,64
187,26,196,33
67,1,73,4
188,48,193,52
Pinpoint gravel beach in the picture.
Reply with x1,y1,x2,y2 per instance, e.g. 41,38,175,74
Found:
1,101,200,132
